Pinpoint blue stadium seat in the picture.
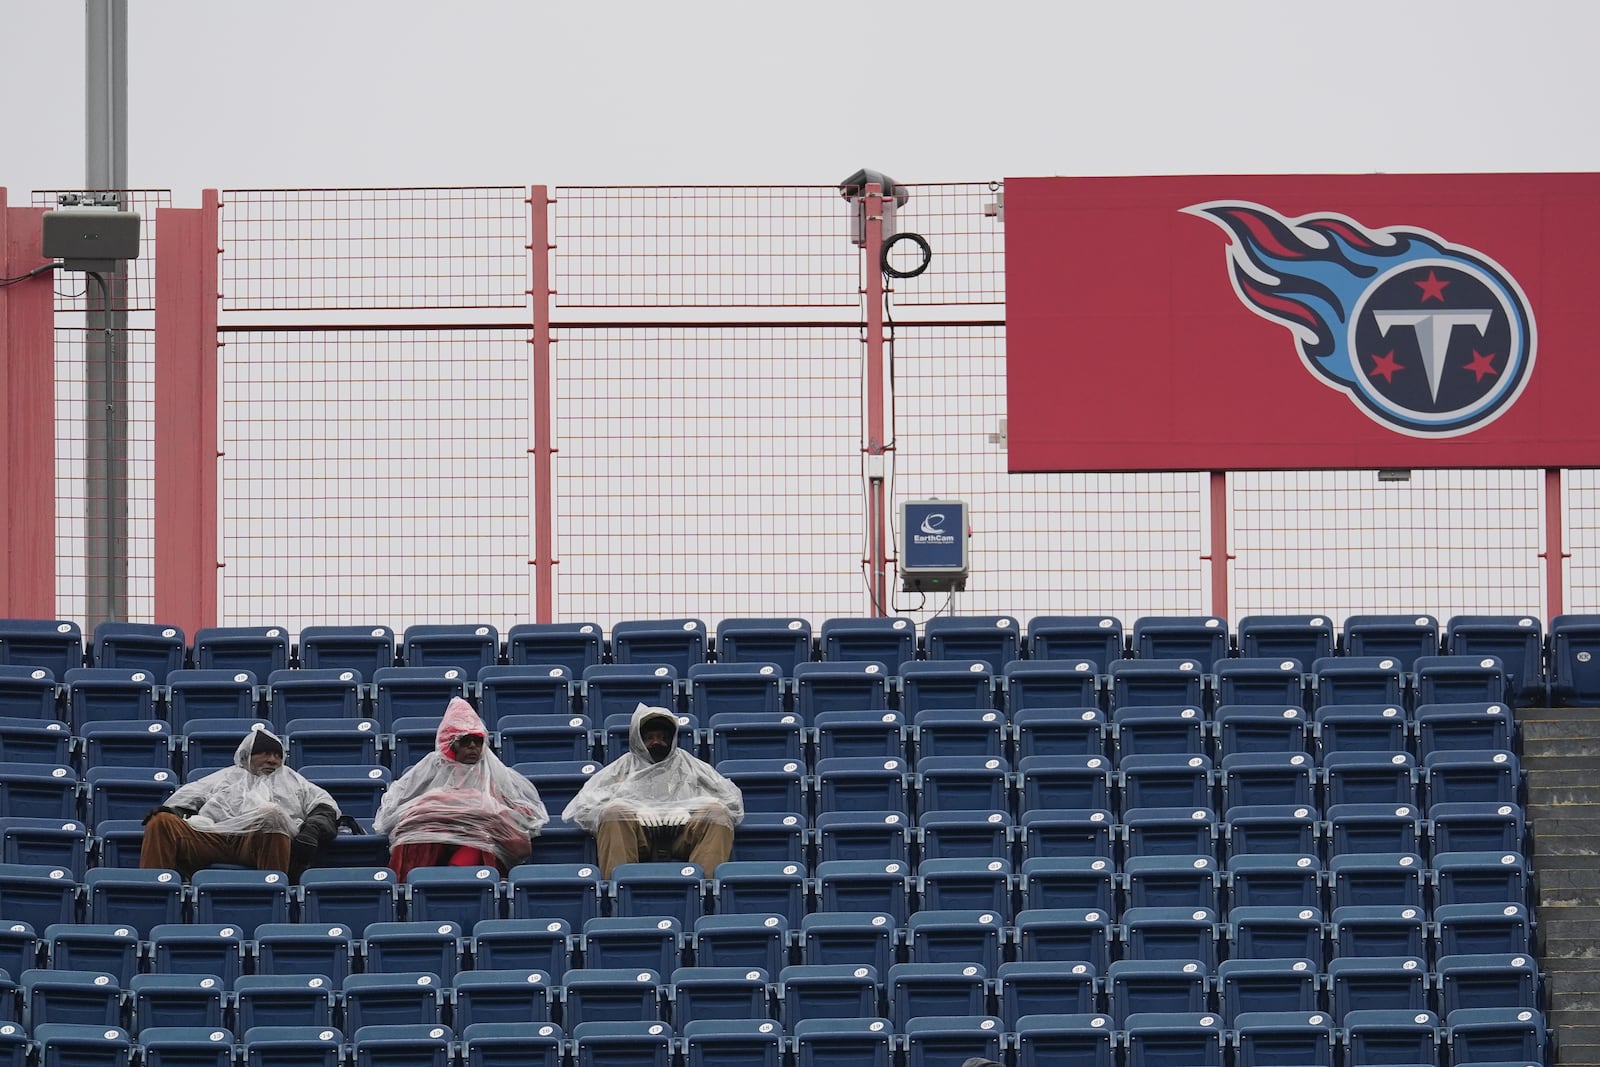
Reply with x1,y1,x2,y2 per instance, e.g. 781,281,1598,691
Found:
1414,655,1509,707
360,921,462,980
84,867,184,936
404,865,502,929
811,710,903,762
0,619,83,680
1435,902,1532,957
919,809,1011,861
1017,754,1113,812
400,624,499,673
1415,702,1515,758
298,868,399,928
371,666,469,733
0,818,88,878
44,924,138,987
727,811,807,865
508,863,604,929
1216,658,1307,707
798,911,896,976
1223,906,1324,961
299,765,390,826
168,670,261,727
266,670,362,729
511,759,600,816
191,869,290,933
458,1022,563,1067
912,708,1005,759
610,619,707,675
450,968,554,1027
1311,658,1405,709
1236,616,1335,665
924,616,1020,674
814,756,907,815
1323,752,1419,808
351,1023,454,1067
1020,856,1114,913
712,862,806,927
0,715,70,766
1121,806,1216,860
917,755,1010,813
572,1022,673,1067
64,667,157,727
1123,854,1219,911
282,718,379,768
1112,706,1206,759
1549,613,1600,706
239,1025,343,1067
1223,804,1319,857
902,1015,1005,1067
917,857,1012,915
1107,958,1208,1025
1013,907,1112,969
886,960,985,1021
1436,953,1540,1014
1118,906,1220,967
1013,707,1106,760
1004,659,1101,714
1221,752,1315,810
792,1017,893,1067
341,971,444,1031
712,618,812,675
1313,704,1407,755
191,626,289,677
1341,615,1440,672
137,1025,237,1067
232,974,336,1030
686,662,783,720
681,1019,783,1067
296,625,395,682
611,861,705,925
1432,851,1531,908
1018,808,1115,860
91,622,187,684
469,918,571,979
559,967,662,1028
0,921,40,988
1133,616,1230,669
494,713,593,765
1013,1013,1116,1067
78,719,175,773
32,1022,133,1067
21,968,123,1028
1326,803,1422,855
254,922,354,983
1120,753,1213,810
0,664,61,722
815,859,910,923
581,665,678,723
1328,853,1425,911
1233,1009,1336,1067
1215,958,1319,1024
777,964,877,1029
899,660,995,714
1341,1008,1441,1067
818,616,915,667
1123,1011,1225,1067
705,712,800,765
581,916,683,974
0,863,78,932
146,925,245,987
815,811,910,864
1326,955,1427,1023
1330,904,1428,959
475,665,573,727
505,622,603,676
669,965,771,1026
792,662,890,723
128,973,226,1033
1026,615,1125,666
996,964,1099,1028
1445,1006,1546,1064
691,914,788,975
1108,659,1205,709
1459,587,1545,674
1424,750,1521,807
84,767,177,826
1214,704,1308,758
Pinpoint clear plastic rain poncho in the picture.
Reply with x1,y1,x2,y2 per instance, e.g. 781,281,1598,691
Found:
373,697,549,866
562,703,745,832
165,727,339,836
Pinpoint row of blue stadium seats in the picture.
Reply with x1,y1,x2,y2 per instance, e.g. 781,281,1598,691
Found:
0,655,1539,735
0,957,1549,1040
0,895,1539,982
0,1008,1552,1067
2,610,1592,700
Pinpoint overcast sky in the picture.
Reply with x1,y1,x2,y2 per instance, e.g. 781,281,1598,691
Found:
4,0,1598,205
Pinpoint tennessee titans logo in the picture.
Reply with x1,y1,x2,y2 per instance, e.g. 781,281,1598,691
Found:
1184,201,1536,436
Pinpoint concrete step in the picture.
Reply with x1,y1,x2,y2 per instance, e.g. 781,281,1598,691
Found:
1525,757,1600,774
1518,705,1600,722
1527,783,1600,805
1525,736,1600,756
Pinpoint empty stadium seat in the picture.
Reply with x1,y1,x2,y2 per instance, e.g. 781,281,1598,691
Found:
0,619,84,680
712,617,812,674
1223,905,1324,961
1004,659,1101,714
1436,953,1541,1014
777,964,877,1029
1107,958,1208,1024
1112,705,1206,759
792,1017,893,1067
128,973,226,1033
560,967,662,1028
191,626,290,677
146,925,245,987
1214,703,1309,757
296,625,395,682
818,616,915,668
581,916,683,974
691,914,788,975
475,665,574,726
508,863,604,928
1233,1009,1336,1067
400,624,500,673
899,660,995,714
1236,615,1335,665
924,616,1021,673
1445,1006,1547,1064
1013,707,1107,759
450,968,554,1027
1326,955,1428,1023
1414,655,1509,707
581,665,678,723
903,908,1005,971
686,663,782,720
505,622,603,676
64,667,158,727
298,867,400,928
798,911,896,976
681,1019,784,1067
792,662,890,723
1119,906,1221,967
1109,659,1206,709
371,666,470,732
902,1015,1005,1067
669,965,771,1026
1223,804,1320,858
254,923,354,982
341,971,444,1031
233,974,337,1030
996,964,1099,1028
240,1025,343,1067
1133,616,1230,669
1330,904,1428,959
1012,1013,1116,1067
1341,615,1440,672
609,619,707,674
1311,658,1405,709
84,867,184,936
360,921,462,980
1123,1011,1225,1067
1215,658,1307,707
1215,958,1320,1024
1313,703,1407,755
191,868,290,932
91,622,187,684
266,670,362,728
469,918,571,979
1341,1008,1441,1067
1415,702,1515,758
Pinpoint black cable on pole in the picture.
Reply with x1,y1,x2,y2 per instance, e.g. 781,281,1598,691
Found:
881,232,932,279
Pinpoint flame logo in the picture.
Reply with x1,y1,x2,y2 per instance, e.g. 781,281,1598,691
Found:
1185,200,1535,436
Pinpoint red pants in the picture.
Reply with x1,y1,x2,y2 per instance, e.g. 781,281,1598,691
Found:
388,842,505,882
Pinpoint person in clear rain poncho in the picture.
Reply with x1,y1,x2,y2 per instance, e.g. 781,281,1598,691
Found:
140,726,340,880
374,696,549,880
564,702,744,877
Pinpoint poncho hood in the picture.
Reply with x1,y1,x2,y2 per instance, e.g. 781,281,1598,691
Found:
166,725,338,836
436,696,490,760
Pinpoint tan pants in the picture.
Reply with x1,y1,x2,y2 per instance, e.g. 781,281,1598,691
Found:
139,812,294,879
595,809,735,879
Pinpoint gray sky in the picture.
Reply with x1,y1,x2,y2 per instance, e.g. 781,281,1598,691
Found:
5,0,1599,204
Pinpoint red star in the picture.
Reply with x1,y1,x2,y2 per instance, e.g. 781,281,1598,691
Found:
1464,349,1499,382
1415,269,1450,302
1369,350,1403,383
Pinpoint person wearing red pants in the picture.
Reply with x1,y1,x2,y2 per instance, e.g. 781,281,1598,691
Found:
374,697,548,880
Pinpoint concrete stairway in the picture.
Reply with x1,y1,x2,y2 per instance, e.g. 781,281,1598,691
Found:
1525,705,1600,1066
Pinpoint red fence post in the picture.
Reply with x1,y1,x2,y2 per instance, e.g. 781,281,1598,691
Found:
0,192,59,616
1208,470,1231,620
1545,467,1565,618
153,191,221,634
530,185,556,623
863,184,891,615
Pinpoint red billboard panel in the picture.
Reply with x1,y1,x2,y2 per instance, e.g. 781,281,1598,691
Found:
1004,173,1600,471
